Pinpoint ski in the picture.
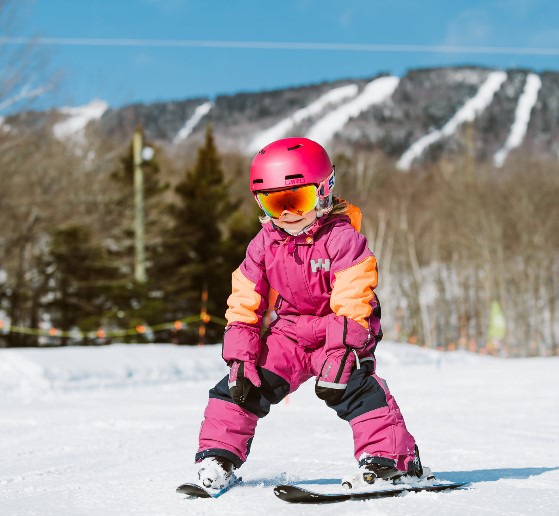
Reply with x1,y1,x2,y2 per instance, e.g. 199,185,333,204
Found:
274,481,468,504
176,476,242,499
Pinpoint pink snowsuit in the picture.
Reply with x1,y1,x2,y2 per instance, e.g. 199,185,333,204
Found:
196,211,416,471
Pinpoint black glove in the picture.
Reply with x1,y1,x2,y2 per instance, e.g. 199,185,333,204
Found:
315,347,357,404
228,360,261,405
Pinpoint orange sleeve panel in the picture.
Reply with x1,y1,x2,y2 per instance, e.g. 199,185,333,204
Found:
225,268,262,325
330,255,378,329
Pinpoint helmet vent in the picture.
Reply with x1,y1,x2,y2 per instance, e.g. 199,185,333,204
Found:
252,178,264,184
285,174,304,180
287,144,303,151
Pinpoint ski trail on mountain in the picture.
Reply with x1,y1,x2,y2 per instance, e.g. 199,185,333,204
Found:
397,71,508,170
493,73,542,167
52,100,108,140
306,76,400,146
247,84,358,153
173,101,213,143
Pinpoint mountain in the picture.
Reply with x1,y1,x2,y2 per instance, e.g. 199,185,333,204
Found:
2,66,559,168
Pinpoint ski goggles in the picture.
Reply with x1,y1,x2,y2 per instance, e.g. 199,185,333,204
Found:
255,184,318,219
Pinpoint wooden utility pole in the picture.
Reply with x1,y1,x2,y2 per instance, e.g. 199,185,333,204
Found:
132,128,146,283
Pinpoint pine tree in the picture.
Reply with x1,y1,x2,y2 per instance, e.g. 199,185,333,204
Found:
43,225,123,344
155,126,240,341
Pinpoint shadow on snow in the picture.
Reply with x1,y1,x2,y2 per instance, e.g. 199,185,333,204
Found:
435,467,559,484
242,467,558,487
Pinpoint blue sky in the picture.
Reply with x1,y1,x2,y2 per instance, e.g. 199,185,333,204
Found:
6,0,559,110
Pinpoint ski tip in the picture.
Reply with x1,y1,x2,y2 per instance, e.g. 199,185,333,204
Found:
176,476,243,499
176,483,212,498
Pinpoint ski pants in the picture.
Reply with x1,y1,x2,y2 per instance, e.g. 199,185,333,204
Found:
196,325,416,470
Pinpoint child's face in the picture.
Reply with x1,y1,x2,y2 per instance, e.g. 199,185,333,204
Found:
273,209,317,234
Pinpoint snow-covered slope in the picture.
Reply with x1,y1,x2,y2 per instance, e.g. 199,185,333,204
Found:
173,101,213,143
306,76,399,146
6,66,559,164
493,73,542,167
397,71,507,170
52,100,108,140
1,343,557,515
0,344,227,396
248,84,358,153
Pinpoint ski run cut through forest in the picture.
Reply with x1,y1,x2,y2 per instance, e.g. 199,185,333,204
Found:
1,342,558,515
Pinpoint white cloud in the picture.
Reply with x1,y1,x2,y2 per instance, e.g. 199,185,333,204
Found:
527,28,559,47
339,9,353,28
496,0,538,17
133,53,155,66
444,9,493,46
142,0,190,13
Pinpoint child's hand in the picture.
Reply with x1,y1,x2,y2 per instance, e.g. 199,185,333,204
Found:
315,347,358,404
228,361,262,405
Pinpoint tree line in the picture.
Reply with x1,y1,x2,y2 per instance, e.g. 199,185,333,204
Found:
0,118,557,354
0,125,259,346
333,140,559,357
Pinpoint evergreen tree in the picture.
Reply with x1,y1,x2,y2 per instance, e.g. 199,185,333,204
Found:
43,225,123,344
155,126,243,342
222,204,262,271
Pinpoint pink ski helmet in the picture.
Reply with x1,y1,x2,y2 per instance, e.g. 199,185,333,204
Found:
250,137,335,201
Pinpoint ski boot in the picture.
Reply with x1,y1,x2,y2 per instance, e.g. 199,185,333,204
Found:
342,446,432,490
197,456,236,490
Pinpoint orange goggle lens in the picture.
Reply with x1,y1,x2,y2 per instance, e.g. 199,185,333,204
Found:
256,185,318,219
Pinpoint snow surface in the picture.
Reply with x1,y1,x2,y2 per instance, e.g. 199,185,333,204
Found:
1,342,558,515
52,100,108,140
493,73,542,167
397,71,508,170
306,76,400,146
173,101,213,143
247,84,358,153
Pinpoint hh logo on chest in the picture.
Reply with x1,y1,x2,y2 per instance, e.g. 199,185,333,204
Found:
310,258,330,273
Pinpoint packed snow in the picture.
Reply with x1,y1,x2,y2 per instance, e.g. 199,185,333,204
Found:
247,84,358,153
306,76,400,146
397,71,508,170
1,342,558,515
173,101,213,143
493,73,542,167
52,100,108,140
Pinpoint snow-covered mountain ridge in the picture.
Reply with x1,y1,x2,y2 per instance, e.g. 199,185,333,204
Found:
4,66,559,167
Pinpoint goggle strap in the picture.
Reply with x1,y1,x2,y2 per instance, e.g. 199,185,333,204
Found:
318,166,336,199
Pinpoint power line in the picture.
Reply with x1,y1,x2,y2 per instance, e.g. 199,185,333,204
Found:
1,36,559,56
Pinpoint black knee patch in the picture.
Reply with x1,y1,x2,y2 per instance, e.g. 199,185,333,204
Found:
208,368,290,418
259,368,290,405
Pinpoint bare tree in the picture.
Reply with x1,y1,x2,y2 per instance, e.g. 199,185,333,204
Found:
0,1,57,112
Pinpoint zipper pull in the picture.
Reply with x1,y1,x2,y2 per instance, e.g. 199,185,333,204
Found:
287,237,295,253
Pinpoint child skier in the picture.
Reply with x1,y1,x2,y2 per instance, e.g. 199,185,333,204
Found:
194,137,424,490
